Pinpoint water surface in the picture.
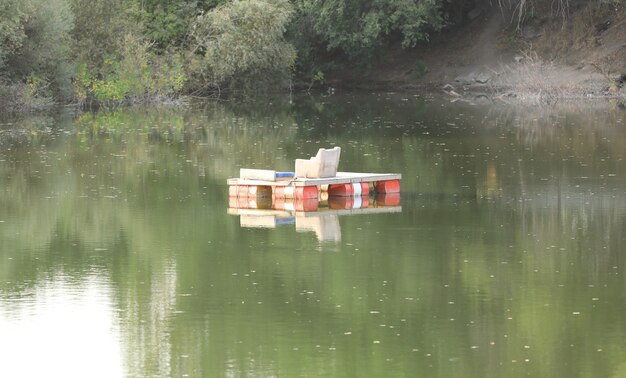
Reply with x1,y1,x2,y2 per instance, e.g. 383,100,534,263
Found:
1,95,625,377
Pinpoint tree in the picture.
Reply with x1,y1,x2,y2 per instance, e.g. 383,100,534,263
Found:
295,0,445,60
139,0,230,51
1,0,74,98
70,0,139,71
0,0,27,73
188,0,295,95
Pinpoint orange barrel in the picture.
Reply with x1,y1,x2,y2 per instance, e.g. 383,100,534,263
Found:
361,182,370,194
274,185,318,199
329,182,369,197
228,185,240,197
237,185,250,197
273,186,295,198
328,183,353,197
238,196,250,208
375,180,400,194
297,186,319,199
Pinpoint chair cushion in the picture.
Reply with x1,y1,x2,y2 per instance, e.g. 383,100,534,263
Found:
295,147,341,178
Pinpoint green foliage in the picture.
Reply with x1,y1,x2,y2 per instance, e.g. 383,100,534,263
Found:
188,0,296,94
25,74,49,98
18,0,73,95
74,34,185,105
70,0,140,71
139,0,232,51
92,77,129,103
12,0,619,107
0,0,28,70
69,0,186,105
306,69,325,92
295,0,445,59
141,1,197,50
72,61,92,103
0,80,53,112
1,0,74,98
0,0,452,106
312,70,325,84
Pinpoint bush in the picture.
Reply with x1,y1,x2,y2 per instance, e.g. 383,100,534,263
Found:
188,0,296,95
0,0,27,71
73,34,186,105
0,81,54,112
70,0,139,72
295,0,445,60
1,0,74,99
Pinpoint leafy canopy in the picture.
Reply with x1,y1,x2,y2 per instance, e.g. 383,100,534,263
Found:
189,0,295,92
0,0,74,97
0,0,27,71
297,0,445,59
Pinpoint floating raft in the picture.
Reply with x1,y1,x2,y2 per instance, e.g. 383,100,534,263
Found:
229,193,401,213
227,171,401,199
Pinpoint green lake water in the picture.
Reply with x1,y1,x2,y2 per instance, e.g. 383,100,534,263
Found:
1,94,625,377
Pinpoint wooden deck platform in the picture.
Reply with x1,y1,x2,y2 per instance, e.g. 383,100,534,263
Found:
227,172,401,187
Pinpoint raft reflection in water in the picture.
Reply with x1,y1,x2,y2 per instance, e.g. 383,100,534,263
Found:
227,194,401,242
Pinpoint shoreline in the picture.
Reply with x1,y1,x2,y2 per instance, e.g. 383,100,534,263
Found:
2,84,624,116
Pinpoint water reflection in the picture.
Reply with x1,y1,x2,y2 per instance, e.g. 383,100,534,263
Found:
228,194,402,242
0,96,625,377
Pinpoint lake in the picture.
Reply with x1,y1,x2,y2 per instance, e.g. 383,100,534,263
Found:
1,94,625,377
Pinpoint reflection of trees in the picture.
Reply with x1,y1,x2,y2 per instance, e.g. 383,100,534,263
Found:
289,96,626,376
472,102,626,279
400,100,626,377
0,103,334,376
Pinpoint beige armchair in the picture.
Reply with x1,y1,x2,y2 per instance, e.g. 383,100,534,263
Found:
295,147,341,178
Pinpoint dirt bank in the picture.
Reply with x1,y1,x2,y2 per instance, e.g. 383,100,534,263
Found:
334,2,626,102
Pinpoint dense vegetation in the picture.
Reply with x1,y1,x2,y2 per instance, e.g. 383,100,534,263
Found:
0,0,449,108
0,0,622,109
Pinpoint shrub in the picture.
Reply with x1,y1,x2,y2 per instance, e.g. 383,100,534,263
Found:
74,34,186,105
1,0,74,99
0,0,27,71
188,0,296,95
295,0,445,60
70,0,139,71
0,81,54,112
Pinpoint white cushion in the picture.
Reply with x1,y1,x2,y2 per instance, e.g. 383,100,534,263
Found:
295,147,341,178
